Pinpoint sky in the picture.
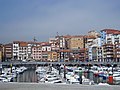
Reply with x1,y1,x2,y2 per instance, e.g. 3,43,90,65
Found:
0,0,120,43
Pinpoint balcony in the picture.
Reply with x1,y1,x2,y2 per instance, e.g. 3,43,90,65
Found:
105,51,113,54
106,55,113,57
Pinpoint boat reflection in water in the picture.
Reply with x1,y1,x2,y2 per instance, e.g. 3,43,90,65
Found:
14,69,37,83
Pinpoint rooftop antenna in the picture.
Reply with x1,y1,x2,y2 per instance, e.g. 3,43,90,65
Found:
33,36,37,42
57,32,59,37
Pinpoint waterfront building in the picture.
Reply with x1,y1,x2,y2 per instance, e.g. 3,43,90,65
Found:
4,43,13,60
13,41,40,60
49,38,60,51
100,29,120,62
100,29,120,45
2,28,119,62
0,44,3,61
84,35,97,61
114,43,120,62
31,46,42,61
80,48,88,62
13,41,32,60
88,30,100,38
13,41,19,60
69,35,84,49
41,51,49,61
63,35,71,49
48,51,58,62
84,34,103,62
102,44,114,62
41,42,51,52
94,37,103,62
97,46,103,62
18,42,28,60
40,42,51,61
27,42,33,60
59,49,70,62
55,35,66,49
66,48,88,62
27,42,40,59
113,32,120,44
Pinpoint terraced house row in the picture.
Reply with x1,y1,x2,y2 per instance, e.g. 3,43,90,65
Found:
0,29,120,62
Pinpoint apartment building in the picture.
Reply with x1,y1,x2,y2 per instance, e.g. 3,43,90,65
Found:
69,35,84,49
102,44,114,62
84,35,97,48
78,48,88,62
84,35,98,61
31,46,42,61
0,44,3,61
48,51,58,62
88,30,100,38
59,49,70,62
2,29,119,62
100,29,120,62
4,43,13,60
100,29,120,45
13,41,19,60
55,36,66,49
97,47,103,62
114,43,120,62
113,31,120,44
41,42,51,52
27,42,40,59
18,42,28,60
41,51,48,61
49,38,59,51
41,42,51,61
13,41,28,60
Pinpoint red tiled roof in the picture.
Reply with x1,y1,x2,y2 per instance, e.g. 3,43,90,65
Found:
113,31,120,34
71,35,84,38
19,42,28,47
59,49,71,52
84,35,96,39
101,29,120,34
63,35,84,38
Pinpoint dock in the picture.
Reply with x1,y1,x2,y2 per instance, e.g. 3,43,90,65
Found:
0,83,120,90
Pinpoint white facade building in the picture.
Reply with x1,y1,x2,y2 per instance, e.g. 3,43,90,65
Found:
13,42,19,60
42,45,51,51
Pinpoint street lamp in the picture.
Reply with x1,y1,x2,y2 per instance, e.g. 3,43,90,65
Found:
79,70,82,84
63,64,66,79
111,64,113,76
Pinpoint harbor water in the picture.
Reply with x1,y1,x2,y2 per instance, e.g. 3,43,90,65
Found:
13,69,38,83
7,66,120,85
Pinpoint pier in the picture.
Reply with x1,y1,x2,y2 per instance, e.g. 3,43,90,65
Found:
1,61,120,67
0,83,120,90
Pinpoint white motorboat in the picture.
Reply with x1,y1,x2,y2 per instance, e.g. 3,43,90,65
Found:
0,76,9,82
68,76,79,84
35,67,46,74
16,66,27,74
39,70,63,84
98,83,109,85
113,71,120,77
113,74,120,81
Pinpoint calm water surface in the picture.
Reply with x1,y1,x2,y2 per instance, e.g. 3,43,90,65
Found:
14,69,38,83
